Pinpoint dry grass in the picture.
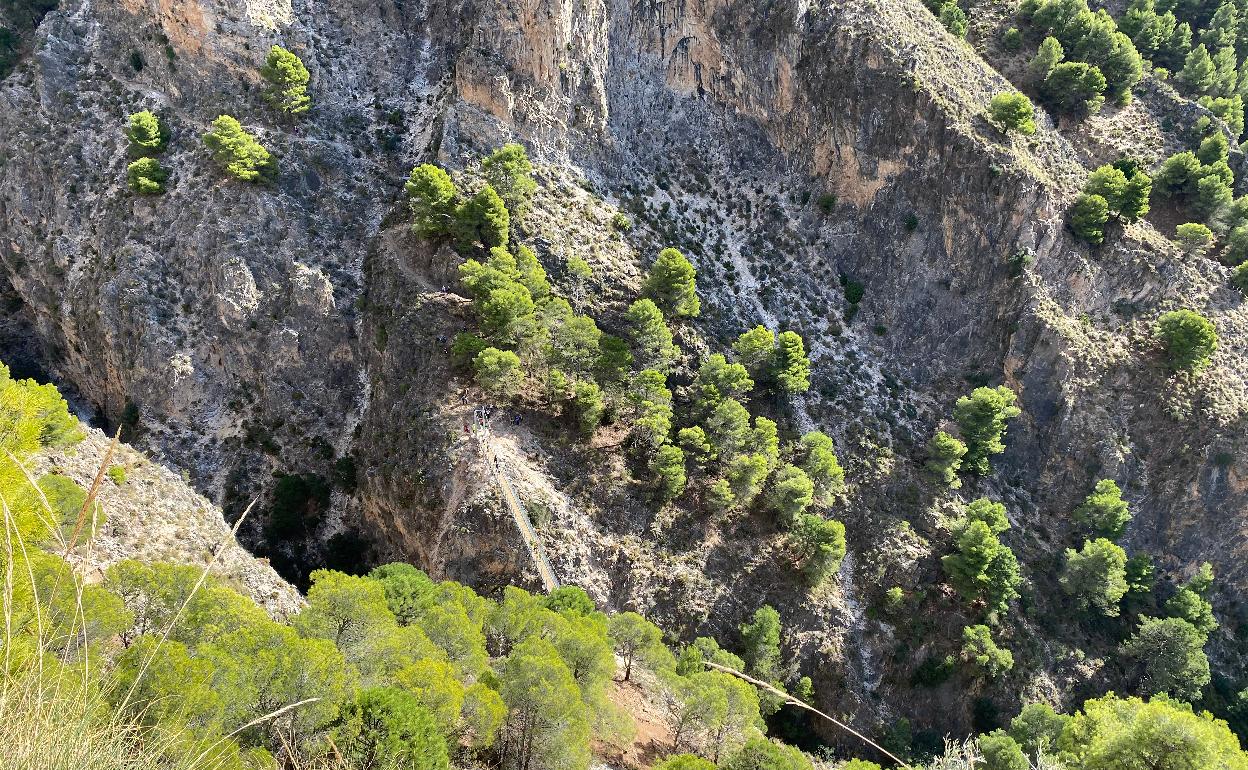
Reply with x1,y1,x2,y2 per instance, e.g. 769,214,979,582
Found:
0,668,221,770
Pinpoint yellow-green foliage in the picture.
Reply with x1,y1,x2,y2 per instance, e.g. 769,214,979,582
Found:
259,45,311,116
202,116,275,182
0,362,766,770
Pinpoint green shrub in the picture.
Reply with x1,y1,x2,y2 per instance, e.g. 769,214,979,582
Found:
962,625,1014,678
1173,223,1213,257
265,472,330,540
938,2,968,37
1040,62,1106,116
126,158,168,195
406,164,458,238
988,91,1036,135
925,430,967,487
1060,538,1129,616
473,347,524,397
106,465,127,486
952,385,1020,476
1070,193,1110,244
259,45,311,116
911,654,956,687
202,116,275,181
454,184,509,249
1003,27,1023,51
642,247,700,318
124,110,169,156
1154,309,1217,372
1232,261,1248,291
481,143,536,218
611,212,632,231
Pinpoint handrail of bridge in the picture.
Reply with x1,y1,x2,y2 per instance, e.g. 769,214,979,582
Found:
473,415,560,592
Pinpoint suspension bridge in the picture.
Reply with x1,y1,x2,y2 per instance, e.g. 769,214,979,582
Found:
473,408,560,592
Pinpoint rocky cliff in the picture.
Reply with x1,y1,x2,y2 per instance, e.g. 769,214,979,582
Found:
4,0,1248,743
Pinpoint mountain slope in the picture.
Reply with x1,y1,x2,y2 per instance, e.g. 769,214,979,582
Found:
3,0,1248,743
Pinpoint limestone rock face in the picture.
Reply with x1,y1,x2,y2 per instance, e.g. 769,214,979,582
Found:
29,427,304,618
4,0,1248,735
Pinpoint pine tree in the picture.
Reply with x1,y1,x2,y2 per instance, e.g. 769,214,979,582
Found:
1101,31,1144,101
767,464,814,524
481,143,536,218
1211,45,1238,96
799,431,845,500
1061,538,1129,616
925,430,968,486
473,348,524,397
1119,170,1152,221
126,158,168,195
952,385,1021,475
1030,36,1065,81
259,45,311,116
961,625,1014,678
1070,193,1110,243
454,184,510,248
942,520,1022,615
1074,479,1132,538
1148,308,1218,371
624,299,678,371
988,92,1037,134
1181,43,1216,93
733,325,777,376
739,605,782,680
653,444,687,501
202,115,275,181
406,164,458,237
643,247,701,318
124,110,169,156
1200,2,1239,49
1041,62,1107,116
773,331,811,393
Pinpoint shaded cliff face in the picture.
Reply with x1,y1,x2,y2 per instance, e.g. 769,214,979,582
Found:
4,0,1248,737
